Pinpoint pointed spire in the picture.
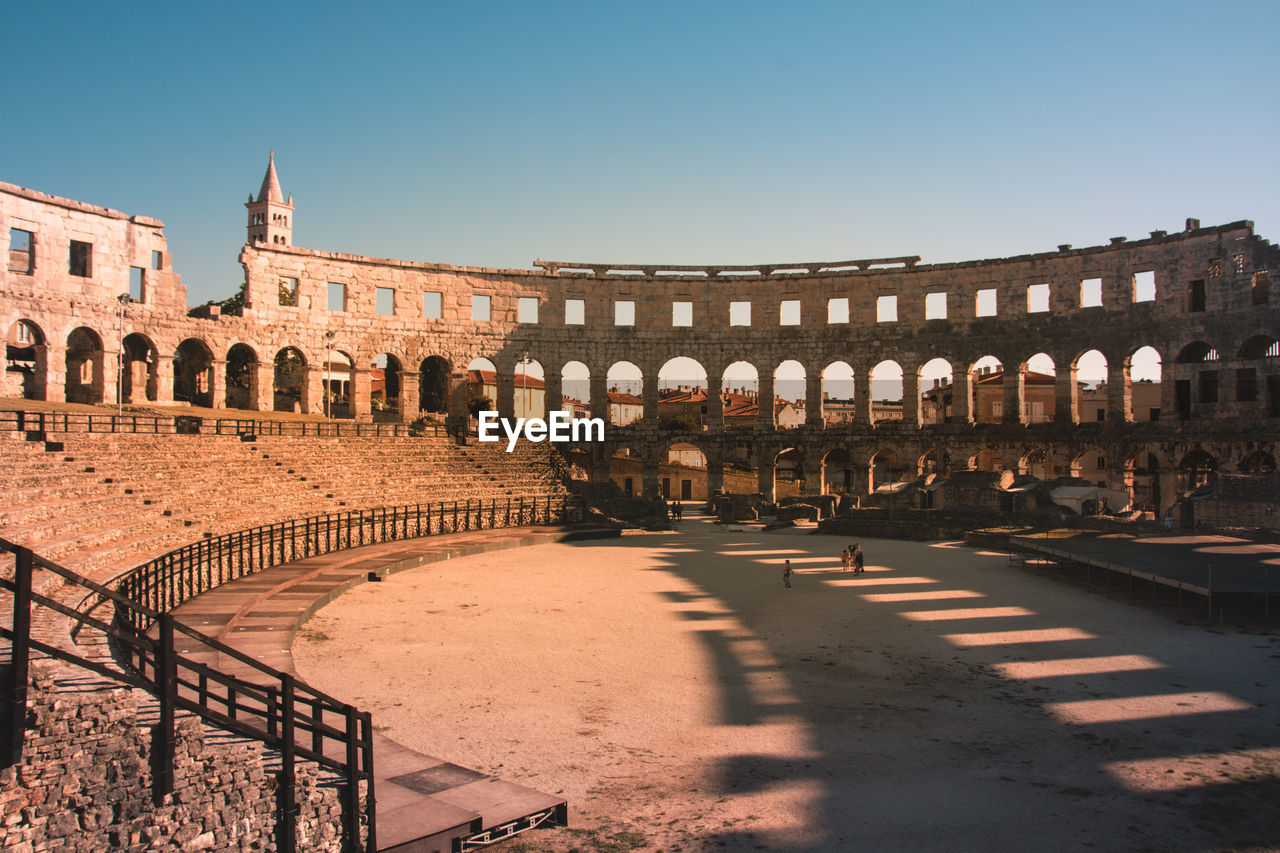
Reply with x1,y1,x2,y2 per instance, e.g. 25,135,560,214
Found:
257,150,284,204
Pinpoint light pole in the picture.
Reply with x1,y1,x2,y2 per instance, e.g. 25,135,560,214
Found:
116,293,129,419
324,330,336,427
519,351,529,419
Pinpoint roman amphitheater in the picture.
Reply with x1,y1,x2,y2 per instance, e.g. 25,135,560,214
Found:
1,156,1277,852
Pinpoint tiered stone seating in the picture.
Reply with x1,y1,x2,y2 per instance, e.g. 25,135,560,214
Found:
0,428,568,591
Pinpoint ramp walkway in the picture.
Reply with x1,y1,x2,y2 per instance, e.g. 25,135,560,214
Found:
168,524,618,853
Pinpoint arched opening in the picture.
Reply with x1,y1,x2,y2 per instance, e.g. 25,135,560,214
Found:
869,449,905,492
1174,342,1220,421
273,347,307,412
1238,336,1280,417
774,447,805,497
1020,448,1056,481
609,447,643,497
563,447,592,481
1239,450,1276,476
823,447,855,495
1125,450,1163,514
1071,449,1108,486
1177,450,1217,493
418,356,451,415
721,361,760,427
1021,354,1055,423
1073,349,1109,423
721,444,759,495
174,338,215,408
5,320,47,400
969,356,1003,424
918,358,953,425
773,360,806,429
466,357,497,418
663,442,708,501
323,351,355,419
514,357,545,420
224,343,257,410
658,357,709,431
371,353,402,422
560,360,590,416
606,361,643,426
869,360,903,424
970,448,1003,473
821,361,856,425
65,326,104,404
1126,346,1162,422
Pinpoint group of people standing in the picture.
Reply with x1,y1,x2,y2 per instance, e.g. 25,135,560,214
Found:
783,542,864,588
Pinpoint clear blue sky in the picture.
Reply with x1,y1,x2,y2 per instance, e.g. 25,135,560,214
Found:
3,1,1277,306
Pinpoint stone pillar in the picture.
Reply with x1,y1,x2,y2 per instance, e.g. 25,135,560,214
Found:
207,360,225,411
400,371,419,420
449,371,470,431
1054,369,1077,424
706,374,723,430
102,347,120,407
544,367,563,417
707,459,724,496
304,366,325,415
1108,362,1129,422
758,372,775,428
590,371,608,422
951,371,971,424
154,354,175,405
253,361,273,411
642,372,659,425
351,368,371,418
901,369,919,426
1003,370,1021,425
805,370,823,427
496,369,515,419
642,456,661,499
758,455,776,502
854,366,871,424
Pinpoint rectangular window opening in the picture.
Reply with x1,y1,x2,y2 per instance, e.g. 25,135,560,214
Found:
1237,368,1258,402
1133,270,1156,302
1199,370,1219,404
472,293,492,322
151,249,163,270
975,288,998,317
1080,277,1102,308
327,281,347,312
672,301,693,327
69,240,92,278
729,301,751,326
1252,271,1270,306
565,298,585,325
925,292,947,320
780,299,801,326
1188,279,1206,312
876,295,897,323
1027,283,1050,313
615,300,635,326
279,277,299,307
376,286,395,316
519,296,539,324
423,291,442,319
9,228,34,274
129,267,144,302
827,297,849,324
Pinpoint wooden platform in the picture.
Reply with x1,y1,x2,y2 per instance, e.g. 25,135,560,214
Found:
168,524,618,852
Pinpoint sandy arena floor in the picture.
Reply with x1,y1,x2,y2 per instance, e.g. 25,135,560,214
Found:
293,510,1280,852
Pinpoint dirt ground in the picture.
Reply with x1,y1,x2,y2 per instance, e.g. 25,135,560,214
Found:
293,509,1280,852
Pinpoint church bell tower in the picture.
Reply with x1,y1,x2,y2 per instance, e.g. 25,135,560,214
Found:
245,151,294,247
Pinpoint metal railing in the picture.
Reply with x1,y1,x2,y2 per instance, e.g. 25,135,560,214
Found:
0,539,375,853
0,409,446,438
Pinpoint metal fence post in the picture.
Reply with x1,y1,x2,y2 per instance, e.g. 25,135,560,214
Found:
343,706,364,853
154,612,177,803
2,546,33,767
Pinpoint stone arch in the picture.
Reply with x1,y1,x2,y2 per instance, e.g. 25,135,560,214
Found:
658,357,709,430
970,448,1002,472
371,353,403,422
466,357,498,418
514,356,545,420
1020,353,1055,424
1177,449,1217,493
721,361,760,428
5,319,47,400
174,338,215,408
918,447,949,477
323,350,355,419
1239,335,1280,359
773,360,806,429
122,332,160,404
1175,341,1219,364
65,326,104,404
563,447,592,482
918,358,953,425
869,360,903,424
721,443,759,495
418,355,451,415
1239,449,1276,475
1125,345,1162,422
1073,349,1109,423
560,360,590,415
868,448,904,492
662,441,708,501
1123,447,1165,514
822,446,855,495
606,361,643,427
224,342,257,410
1070,448,1109,485
774,446,805,497
969,355,1003,424
821,361,856,425
1019,447,1057,480
273,347,307,412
